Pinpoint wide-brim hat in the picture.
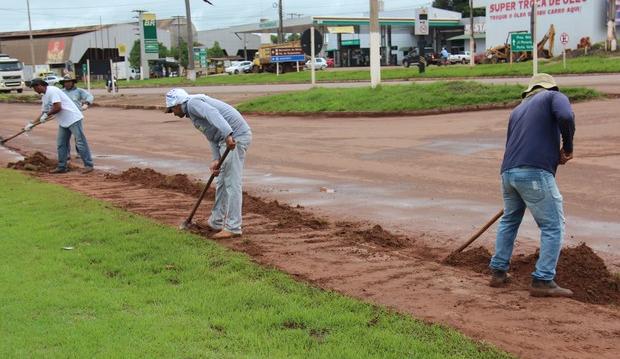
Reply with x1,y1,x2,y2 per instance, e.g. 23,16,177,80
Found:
59,74,77,84
522,73,558,98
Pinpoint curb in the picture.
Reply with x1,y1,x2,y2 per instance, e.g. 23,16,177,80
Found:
3,94,616,118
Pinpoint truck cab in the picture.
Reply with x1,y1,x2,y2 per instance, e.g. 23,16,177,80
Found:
0,54,25,93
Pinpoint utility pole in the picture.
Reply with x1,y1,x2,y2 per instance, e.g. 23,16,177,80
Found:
278,0,284,43
172,16,183,49
26,0,36,68
369,0,381,88
531,1,538,75
184,0,195,80
132,9,148,79
609,0,617,51
469,0,475,67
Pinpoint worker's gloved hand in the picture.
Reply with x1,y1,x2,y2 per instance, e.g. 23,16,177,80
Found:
81,103,89,111
209,159,221,176
23,122,35,132
225,135,236,150
38,113,48,124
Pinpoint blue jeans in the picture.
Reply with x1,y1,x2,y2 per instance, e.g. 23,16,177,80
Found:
489,167,565,281
56,120,93,170
208,132,252,234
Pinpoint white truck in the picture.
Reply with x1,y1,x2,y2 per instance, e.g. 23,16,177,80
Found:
448,51,472,64
0,54,25,93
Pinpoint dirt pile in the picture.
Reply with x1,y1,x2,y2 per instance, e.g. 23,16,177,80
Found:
243,194,329,230
105,167,203,196
335,222,410,249
445,244,620,305
7,151,58,172
444,246,492,272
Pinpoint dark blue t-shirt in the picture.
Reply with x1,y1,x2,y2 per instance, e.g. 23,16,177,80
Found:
501,90,575,176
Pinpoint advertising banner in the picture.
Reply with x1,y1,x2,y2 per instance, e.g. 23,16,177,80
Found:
486,1,607,55
47,39,65,64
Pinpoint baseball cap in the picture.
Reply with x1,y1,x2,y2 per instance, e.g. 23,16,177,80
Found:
165,88,189,113
522,73,558,98
28,78,48,87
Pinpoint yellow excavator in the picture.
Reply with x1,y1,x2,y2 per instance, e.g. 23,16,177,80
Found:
485,24,555,63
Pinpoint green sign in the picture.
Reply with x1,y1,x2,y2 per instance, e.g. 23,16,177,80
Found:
341,39,360,46
511,33,533,52
143,13,159,54
193,47,208,68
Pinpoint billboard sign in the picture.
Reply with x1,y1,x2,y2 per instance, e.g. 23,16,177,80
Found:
47,39,65,64
143,13,159,54
193,47,207,68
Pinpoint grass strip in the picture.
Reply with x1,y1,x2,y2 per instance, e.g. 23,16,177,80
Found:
87,55,620,88
0,169,511,358
236,82,601,113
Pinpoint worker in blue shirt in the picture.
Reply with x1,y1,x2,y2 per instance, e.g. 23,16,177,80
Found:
488,73,575,298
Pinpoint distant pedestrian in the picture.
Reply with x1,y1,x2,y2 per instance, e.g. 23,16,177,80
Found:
164,88,252,239
25,78,94,174
440,47,450,65
60,74,94,161
488,74,575,298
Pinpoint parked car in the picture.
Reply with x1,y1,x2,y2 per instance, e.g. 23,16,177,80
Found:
448,51,472,64
326,57,335,67
43,75,62,86
305,57,327,70
225,61,253,75
402,52,442,67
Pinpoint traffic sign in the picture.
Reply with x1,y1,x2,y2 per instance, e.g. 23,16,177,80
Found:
415,8,429,35
510,33,533,52
301,29,323,56
560,32,569,46
271,54,305,63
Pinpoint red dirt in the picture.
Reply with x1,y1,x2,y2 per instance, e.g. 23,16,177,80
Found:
7,151,58,172
105,167,203,196
445,245,620,305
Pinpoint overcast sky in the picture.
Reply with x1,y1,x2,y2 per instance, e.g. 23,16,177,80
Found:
0,0,431,33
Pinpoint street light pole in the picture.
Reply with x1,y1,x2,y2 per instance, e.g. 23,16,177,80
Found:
531,1,538,75
469,0,475,67
26,0,36,68
185,0,195,81
369,0,381,88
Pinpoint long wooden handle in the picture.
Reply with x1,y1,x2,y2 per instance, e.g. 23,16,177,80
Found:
452,209,504,254
182,147,231,225
1,116,53,145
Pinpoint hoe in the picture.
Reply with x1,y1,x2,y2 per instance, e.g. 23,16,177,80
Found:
179,147,230,230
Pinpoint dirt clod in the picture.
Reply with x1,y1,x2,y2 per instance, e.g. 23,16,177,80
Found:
336,223,409,249
446,244,620,305
7,151,58,172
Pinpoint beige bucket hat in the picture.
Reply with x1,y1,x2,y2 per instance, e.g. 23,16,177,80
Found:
522,73,558,98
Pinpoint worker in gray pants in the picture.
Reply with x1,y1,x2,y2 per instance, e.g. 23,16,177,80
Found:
165,88,252,239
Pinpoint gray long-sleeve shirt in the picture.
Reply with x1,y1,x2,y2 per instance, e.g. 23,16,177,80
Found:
62,87,94,112
183,95,251,160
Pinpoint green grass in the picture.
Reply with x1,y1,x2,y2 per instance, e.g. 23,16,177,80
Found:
0,93,38,102
88,55,620,88
0,169,511,358
236,81,601,113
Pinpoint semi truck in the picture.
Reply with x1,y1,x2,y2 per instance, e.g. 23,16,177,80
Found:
0,54,25,93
